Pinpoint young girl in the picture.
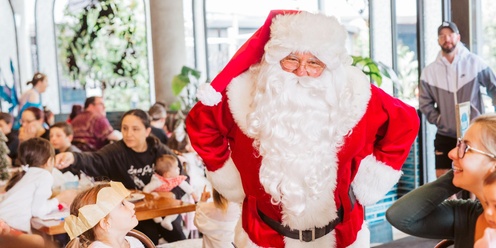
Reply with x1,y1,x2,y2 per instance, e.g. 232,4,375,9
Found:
475,171,496,247
0,138,76,233
194,188,241,248
64,181,143,248
143,154,198,231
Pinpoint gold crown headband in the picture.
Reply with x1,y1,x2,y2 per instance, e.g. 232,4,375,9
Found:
64,181,130,240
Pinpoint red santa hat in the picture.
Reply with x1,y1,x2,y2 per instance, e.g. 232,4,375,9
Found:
197,10,351,106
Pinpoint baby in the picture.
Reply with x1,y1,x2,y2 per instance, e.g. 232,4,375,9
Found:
475,170,496,248
143,154,198,230
194,187,241,248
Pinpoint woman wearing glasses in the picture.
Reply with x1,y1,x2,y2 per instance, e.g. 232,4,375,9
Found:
387,113,496,247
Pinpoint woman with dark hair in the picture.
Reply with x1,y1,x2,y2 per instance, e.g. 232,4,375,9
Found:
66,104,83,124
14,72,49,130
18,106,49,142
55,109,186,244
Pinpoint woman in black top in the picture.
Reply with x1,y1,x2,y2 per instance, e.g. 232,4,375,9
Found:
387,114,496,247
55,109,186,244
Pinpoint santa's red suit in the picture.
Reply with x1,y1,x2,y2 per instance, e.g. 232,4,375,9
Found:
186,10,419,248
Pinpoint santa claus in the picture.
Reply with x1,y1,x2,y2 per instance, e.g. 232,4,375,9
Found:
186,10,419,248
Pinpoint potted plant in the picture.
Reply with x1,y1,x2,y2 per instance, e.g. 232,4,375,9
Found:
169,66,201,111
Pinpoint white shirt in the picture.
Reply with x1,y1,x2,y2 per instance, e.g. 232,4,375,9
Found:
0,167,58,232
89,236,145,248
194,201,241,248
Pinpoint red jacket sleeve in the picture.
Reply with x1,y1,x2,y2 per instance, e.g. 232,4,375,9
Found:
186,94,235,172
372,86,420,170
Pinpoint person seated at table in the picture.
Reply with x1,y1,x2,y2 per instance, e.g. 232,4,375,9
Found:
0,138,76,234
66,104,83,124
43,106,55,128
148,103,169,145
143,154,198,231
70,96,122,151
50,122,81,154
55,109,186,244
64,181,145,248
0,112,19,162
18,106,50,144
167,118,190,154
194,187,241,248
386,113,496,247
50,122,82,176
0,219,49,248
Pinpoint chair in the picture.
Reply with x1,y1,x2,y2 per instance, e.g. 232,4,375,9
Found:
127,229,156,248
434,239,454,248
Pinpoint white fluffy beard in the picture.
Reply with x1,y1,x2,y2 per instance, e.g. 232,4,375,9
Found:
246,62,353,230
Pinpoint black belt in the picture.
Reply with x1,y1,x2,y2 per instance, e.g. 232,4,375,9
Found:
258,206,343,242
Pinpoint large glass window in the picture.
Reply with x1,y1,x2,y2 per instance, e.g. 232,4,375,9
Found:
481,0,496,70
480,0,496,113
395,0,418,107
54,0,150,112
0,0,20,113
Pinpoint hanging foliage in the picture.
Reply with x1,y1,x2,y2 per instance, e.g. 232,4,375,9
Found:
0,132,11,180
56,0,150,110
169,66,201,111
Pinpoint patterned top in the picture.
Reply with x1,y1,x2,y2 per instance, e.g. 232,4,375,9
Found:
71,110,113,151
143,173,188,193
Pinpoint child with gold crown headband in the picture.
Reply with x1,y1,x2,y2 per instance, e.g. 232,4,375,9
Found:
64,181,144,248
0,138,77,234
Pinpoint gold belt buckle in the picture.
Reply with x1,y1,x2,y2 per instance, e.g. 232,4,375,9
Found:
299,227,315,242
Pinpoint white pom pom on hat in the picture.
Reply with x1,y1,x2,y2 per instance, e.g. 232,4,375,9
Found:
197,10,350,106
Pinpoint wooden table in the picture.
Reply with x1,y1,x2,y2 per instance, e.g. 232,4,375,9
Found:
31,191,196,235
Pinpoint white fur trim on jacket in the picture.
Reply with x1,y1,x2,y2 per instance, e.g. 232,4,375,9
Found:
346,222,370,248
206,157,245,203
351,154,403,206
197,83,222,106
265,12,351,72
227,72,256,136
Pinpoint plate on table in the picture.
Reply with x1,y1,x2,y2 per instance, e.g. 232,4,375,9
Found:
126,193,145,202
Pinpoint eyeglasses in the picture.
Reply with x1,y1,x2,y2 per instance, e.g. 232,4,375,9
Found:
457,138,496,159
280,55,326,75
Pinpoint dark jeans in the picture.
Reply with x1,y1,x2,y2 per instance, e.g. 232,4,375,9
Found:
434,133,457,170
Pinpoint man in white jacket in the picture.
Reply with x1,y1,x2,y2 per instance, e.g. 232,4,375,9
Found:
419,21,496,179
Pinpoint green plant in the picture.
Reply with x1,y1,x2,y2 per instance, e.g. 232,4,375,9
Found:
169,66,201,111
56,0,150,111
351,55,399,87
0,132,11,180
